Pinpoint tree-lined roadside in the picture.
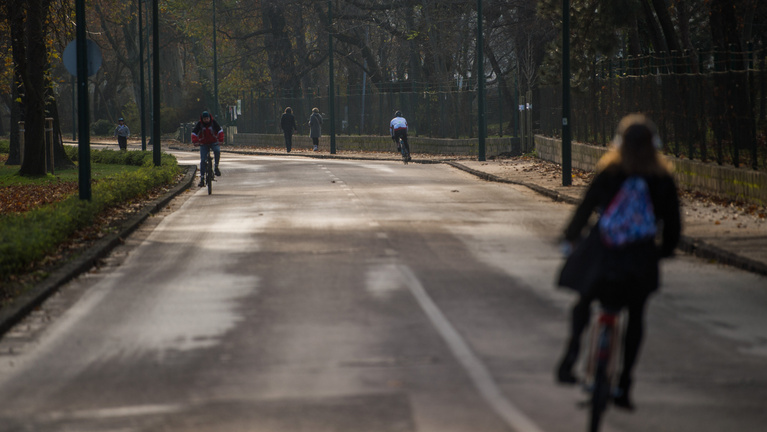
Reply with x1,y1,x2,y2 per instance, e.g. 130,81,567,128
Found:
0,141,182,305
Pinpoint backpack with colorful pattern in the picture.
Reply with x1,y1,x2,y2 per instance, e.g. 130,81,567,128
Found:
599,176,657,248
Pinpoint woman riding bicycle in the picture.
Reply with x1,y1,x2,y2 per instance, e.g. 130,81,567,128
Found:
191,111,224,187
556,114,681,410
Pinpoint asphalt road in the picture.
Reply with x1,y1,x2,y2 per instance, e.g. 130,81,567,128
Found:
0,152,765,432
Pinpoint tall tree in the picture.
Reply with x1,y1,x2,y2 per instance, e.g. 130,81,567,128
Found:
19,0,50,176
3,0,26,166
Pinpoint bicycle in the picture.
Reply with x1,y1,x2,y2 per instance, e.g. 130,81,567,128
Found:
583,305,624,432
201,146,215,195
399,137,411,165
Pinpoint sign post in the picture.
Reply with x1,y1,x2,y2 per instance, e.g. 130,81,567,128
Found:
64,11,102,201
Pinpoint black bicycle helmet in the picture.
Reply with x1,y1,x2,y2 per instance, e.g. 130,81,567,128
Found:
395,110,402,117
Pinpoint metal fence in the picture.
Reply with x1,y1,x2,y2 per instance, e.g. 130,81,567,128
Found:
538,49,767,170
232,81,521,140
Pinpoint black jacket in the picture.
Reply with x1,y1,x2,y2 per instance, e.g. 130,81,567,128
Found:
280,113,297,134
563,167,681,293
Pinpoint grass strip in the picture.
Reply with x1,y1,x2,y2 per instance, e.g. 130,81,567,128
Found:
0,150,179,276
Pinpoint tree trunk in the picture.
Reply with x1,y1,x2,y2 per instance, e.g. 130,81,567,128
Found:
640,0,668,56
19,0,49,176
45,81,75,170
627,17,642,57
6,0,26,166
486,45,515,131
650,0,683,54
710,0,757,167
262,0,300,94
675,0,699,73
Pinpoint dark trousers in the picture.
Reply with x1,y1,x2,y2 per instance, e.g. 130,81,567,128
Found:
393,129,409,154
561,281,651,392
283,132,293,152
117,136,127,151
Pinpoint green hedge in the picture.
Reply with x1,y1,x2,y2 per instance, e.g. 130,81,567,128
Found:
0,151,180,276
64,147,173,167
0,140,9,154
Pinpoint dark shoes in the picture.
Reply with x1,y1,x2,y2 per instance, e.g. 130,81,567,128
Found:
613,377,635,411
198,179,205,187
214,166,221,176
556,352,578,385
556,366,578,385
612,390,636,411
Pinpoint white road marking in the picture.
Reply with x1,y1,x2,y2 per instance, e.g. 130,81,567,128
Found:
42,404,182,421
398,265,547,432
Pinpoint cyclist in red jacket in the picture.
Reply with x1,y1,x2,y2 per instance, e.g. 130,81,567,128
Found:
191,111,224,187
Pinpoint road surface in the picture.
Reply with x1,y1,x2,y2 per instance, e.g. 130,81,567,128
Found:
0,152,765,432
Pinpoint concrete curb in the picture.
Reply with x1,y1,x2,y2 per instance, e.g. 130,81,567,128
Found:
446,162,767,278
445,161,581,205
676,236,767,276
0,165,197,337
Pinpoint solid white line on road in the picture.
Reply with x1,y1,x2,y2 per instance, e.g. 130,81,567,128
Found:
398,265,547,432
42,404,182,421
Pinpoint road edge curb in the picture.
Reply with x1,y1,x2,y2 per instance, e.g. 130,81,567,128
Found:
446,161,767,277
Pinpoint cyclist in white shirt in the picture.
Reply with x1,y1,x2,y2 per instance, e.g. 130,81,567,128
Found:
389,111,410,160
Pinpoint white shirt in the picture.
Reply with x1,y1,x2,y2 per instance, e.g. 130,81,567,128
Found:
390,117,407,136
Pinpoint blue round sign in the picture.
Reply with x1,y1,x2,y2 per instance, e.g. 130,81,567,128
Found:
63,39,102,77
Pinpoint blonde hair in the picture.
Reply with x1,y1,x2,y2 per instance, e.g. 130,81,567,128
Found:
312,107,319,113
596,114,672,176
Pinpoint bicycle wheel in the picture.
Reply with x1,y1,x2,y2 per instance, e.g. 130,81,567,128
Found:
206,156,213,195
589,328,613,432
401,140,409,165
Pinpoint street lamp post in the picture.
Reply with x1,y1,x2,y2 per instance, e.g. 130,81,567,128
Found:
152,0,161,166
328,0,336,154
76,0,91,200
138,0,147,151
562,0,572,186
213,0,219,120
145,0,152,147
477,0,486,162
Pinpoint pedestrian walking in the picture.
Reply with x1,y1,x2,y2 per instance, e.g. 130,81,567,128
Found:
556,113,681,410
309,108,323,151
114,118,130,151
280,107,298,152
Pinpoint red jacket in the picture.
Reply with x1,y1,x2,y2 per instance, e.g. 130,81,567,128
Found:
191,115,224,145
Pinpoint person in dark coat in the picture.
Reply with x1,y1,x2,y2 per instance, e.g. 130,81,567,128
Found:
280,107,298,152
309,108,323,151
556,114,681,410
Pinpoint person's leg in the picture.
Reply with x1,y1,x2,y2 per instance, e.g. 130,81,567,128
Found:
312,137,319,151
615,290,650,409
401,133,410,158
118,136,127,151
212,144,221,175
198,145,208,186
284,132,292,152
557,292,593,383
